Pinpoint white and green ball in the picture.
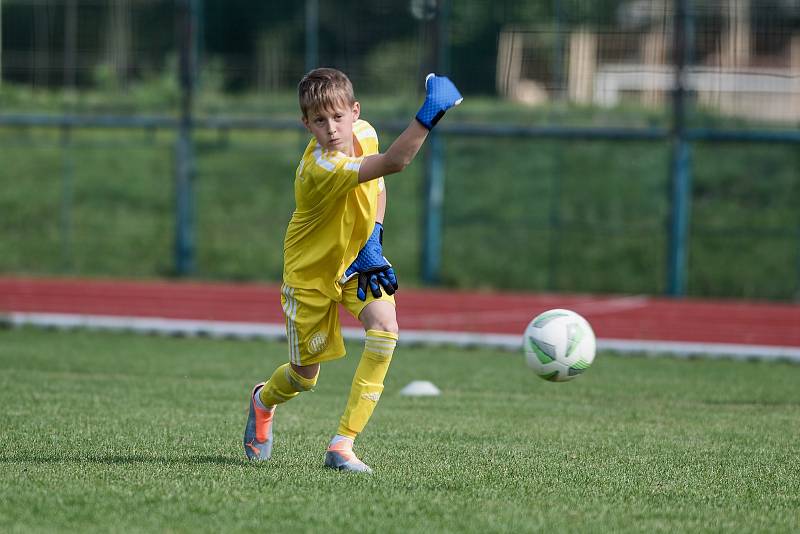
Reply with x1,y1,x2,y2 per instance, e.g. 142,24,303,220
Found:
524,309,596,382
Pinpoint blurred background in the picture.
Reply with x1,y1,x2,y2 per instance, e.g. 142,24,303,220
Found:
1,0,798,301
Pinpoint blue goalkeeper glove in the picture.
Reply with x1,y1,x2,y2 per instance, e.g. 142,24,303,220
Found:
415,73,463,130
339,222,399,301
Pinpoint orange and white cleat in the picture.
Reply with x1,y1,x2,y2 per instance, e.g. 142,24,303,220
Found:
243,383,274,461
324,439,373,474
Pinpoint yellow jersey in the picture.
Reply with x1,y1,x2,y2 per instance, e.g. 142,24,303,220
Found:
283,119,384,300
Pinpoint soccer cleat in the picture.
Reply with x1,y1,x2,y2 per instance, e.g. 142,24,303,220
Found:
324,440,373,474
243,383,274,461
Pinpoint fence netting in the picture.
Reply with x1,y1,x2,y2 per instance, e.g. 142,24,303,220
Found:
1,0,798,299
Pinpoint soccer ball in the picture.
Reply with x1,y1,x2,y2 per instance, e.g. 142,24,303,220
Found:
523,309,596,382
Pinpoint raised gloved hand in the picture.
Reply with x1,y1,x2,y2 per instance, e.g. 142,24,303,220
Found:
415,73,463,130
339,222,399,301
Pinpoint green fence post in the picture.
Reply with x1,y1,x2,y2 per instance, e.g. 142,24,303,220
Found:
174,0,198,276
305,0,318,72
552,0,565,101
547,143,563,291
794,226,800,302
422,132,445,284
667,0,693,296
796,226,800,300
60,125,74,273
421,0,449,285
667,139,692,296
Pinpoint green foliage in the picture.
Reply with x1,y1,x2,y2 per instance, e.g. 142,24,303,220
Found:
1,328,799,532
364,39,422,94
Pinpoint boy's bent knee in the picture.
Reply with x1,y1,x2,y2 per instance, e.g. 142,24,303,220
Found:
363,316,398,335
290,362,320,386
359,301,399,335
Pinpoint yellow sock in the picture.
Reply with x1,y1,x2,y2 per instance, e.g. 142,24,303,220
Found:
337,330,398,439
259,363,318,407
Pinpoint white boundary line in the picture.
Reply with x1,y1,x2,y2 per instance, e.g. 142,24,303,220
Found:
3,312,800,363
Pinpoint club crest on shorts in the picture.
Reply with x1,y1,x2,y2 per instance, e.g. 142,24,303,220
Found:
307,331,329,355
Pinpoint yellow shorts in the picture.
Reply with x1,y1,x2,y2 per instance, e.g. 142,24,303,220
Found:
280,280,395,366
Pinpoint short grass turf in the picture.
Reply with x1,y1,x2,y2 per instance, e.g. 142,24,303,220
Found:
1,327,798,533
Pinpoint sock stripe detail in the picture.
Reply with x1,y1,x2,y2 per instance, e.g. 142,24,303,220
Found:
366,329,399,341
365,336,397,345
365,338,396,348
365,330,397,359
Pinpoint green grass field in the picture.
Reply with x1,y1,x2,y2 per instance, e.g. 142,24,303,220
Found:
1,327,798,532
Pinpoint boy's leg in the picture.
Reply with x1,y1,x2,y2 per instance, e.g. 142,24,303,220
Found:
258,362,320,407
244,363,318,461
244,284,345,461
325,298,398,473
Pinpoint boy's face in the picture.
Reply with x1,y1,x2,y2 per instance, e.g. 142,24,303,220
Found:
303,101,361,155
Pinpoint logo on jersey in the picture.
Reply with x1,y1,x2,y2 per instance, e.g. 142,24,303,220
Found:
307,331,328,355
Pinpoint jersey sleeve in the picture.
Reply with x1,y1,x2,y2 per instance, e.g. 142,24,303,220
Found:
354,121,379,154
305,147,363,198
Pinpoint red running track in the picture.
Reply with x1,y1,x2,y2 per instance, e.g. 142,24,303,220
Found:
1,276,799,348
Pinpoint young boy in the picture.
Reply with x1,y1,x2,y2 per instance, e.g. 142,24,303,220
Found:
244,67,462,473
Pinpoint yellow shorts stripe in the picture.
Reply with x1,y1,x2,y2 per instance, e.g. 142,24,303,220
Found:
281,283,301,365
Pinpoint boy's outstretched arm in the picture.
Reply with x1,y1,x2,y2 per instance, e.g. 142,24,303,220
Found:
358,74,462,184
357,120,428,183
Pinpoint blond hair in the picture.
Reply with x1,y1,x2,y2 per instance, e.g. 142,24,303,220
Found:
298,68,355,118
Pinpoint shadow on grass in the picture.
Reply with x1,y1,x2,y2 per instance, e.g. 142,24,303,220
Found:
0,453,248,466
